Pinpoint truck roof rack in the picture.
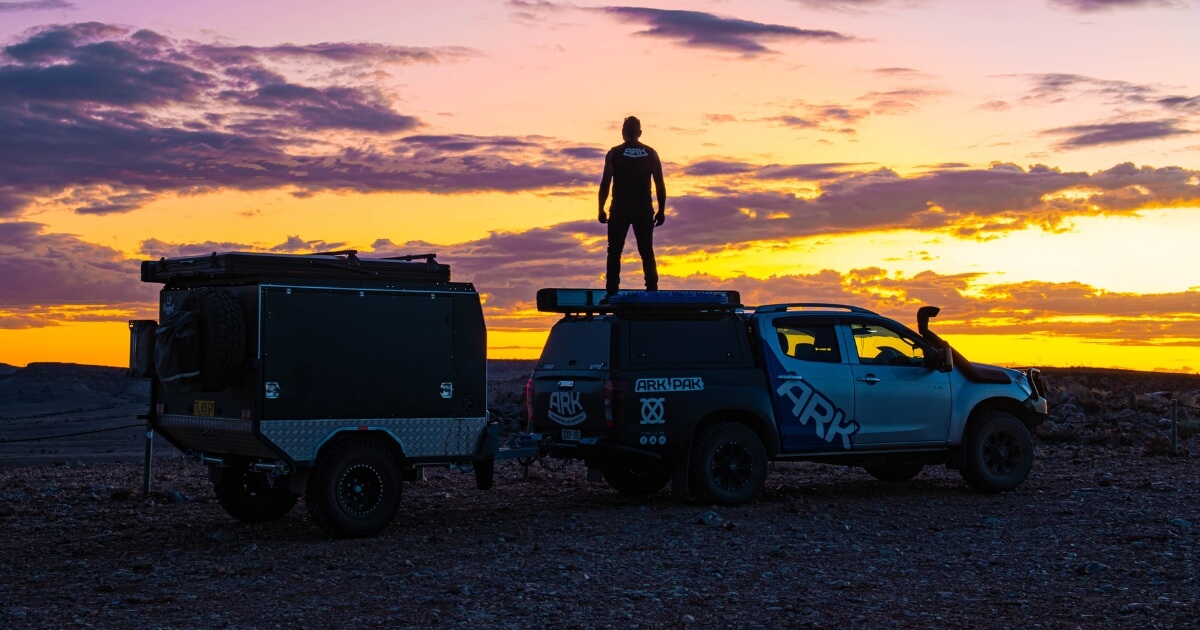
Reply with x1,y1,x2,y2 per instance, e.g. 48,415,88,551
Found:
751,303,877,315
536,288,742,314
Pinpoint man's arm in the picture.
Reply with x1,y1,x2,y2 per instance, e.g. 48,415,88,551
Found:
597,150,613,224
653,151,666,226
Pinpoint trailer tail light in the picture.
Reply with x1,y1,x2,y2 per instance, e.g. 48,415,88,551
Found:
525,378,533,422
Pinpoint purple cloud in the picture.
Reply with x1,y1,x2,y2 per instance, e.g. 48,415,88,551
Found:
0,0,73,11
651,162,1200,250
0,222,155,324
1049,0,1183,11
600,7,853,55
1043,120,1194,148
0,24,588,217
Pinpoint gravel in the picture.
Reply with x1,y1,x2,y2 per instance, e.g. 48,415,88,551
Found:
0,444,1196,628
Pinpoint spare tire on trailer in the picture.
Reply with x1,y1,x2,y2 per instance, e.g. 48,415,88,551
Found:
184,288,246,391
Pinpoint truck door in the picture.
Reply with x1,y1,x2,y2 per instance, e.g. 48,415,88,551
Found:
845,319,952,446
760,316,859,452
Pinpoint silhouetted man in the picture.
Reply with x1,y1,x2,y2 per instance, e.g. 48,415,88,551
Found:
598,116,665,295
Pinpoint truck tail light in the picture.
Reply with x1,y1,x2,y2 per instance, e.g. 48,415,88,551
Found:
525,378,534,422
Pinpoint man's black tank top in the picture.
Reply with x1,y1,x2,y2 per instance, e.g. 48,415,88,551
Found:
609,141,659,206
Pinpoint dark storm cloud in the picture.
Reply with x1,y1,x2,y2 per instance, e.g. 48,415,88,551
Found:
1049,0,1182,11
0,23,582,217
0,0,73,12
1044,120,1194,148
600,7,853,55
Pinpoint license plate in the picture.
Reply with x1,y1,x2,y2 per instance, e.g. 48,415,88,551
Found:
561,429,581,441
194,400,216,417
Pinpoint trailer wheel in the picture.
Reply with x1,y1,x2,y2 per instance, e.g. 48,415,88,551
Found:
306,437,401,538
602,463,672,496
863,463,923,482
213,466,299,523
689,422,768,506
184,288,245,392
960,411,1033,493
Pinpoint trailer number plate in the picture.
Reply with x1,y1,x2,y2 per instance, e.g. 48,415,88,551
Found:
561,429,581,441
194,400,215,417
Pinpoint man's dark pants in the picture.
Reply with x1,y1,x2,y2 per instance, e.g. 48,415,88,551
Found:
606,207,657,294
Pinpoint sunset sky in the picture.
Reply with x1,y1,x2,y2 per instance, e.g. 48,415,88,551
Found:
1,0,1198,373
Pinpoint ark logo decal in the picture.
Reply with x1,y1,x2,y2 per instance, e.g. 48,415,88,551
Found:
775,378,859,449
635,377,703,393
639,398,665,424
623,147,649,158
548,391,587,426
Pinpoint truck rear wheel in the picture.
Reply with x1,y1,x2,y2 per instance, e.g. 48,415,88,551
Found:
603,462,672,496
213,466,299,523
306,437,402,537
960,411,1033,493
689,422,767,506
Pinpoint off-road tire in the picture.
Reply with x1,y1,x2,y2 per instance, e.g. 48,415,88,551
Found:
689,422,768,506
185,288,245,392
213,466,299,523
960,410,1033,493
864,462,924,483
306,437,402,538
603,462,672,496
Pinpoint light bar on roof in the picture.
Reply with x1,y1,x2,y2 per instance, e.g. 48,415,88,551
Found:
536,288,741,313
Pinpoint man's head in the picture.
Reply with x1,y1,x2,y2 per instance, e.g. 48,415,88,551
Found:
621,116,641,141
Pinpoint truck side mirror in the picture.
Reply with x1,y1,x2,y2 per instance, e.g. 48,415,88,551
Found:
925,344,954,373
938,346,954,373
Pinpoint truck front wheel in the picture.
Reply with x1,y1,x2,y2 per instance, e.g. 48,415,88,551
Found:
213,465,299,523
689,422,767,506
960,411,1033,493
306,437,402,537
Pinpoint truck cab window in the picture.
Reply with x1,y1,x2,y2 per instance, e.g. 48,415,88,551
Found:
774,323,840,363
850,323,925,366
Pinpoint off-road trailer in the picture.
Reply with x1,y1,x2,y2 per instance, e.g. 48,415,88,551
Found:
128,251,536,537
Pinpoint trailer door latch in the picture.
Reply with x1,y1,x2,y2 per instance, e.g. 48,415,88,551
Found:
440,382,454,399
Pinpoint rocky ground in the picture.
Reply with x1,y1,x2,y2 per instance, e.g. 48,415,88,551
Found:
0,364,1197,628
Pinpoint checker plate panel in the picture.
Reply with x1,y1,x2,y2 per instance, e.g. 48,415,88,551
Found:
260,417,488,463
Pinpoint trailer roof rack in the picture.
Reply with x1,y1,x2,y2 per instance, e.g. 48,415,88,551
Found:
141,251,451,287
536,288,742,314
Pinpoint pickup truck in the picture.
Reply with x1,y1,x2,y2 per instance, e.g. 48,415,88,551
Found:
525,289,1049,505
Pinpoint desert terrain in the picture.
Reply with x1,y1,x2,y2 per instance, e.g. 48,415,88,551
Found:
0,361,1196,628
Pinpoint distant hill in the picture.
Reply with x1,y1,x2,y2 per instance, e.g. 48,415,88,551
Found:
0,363,16,377
0,362,149,419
